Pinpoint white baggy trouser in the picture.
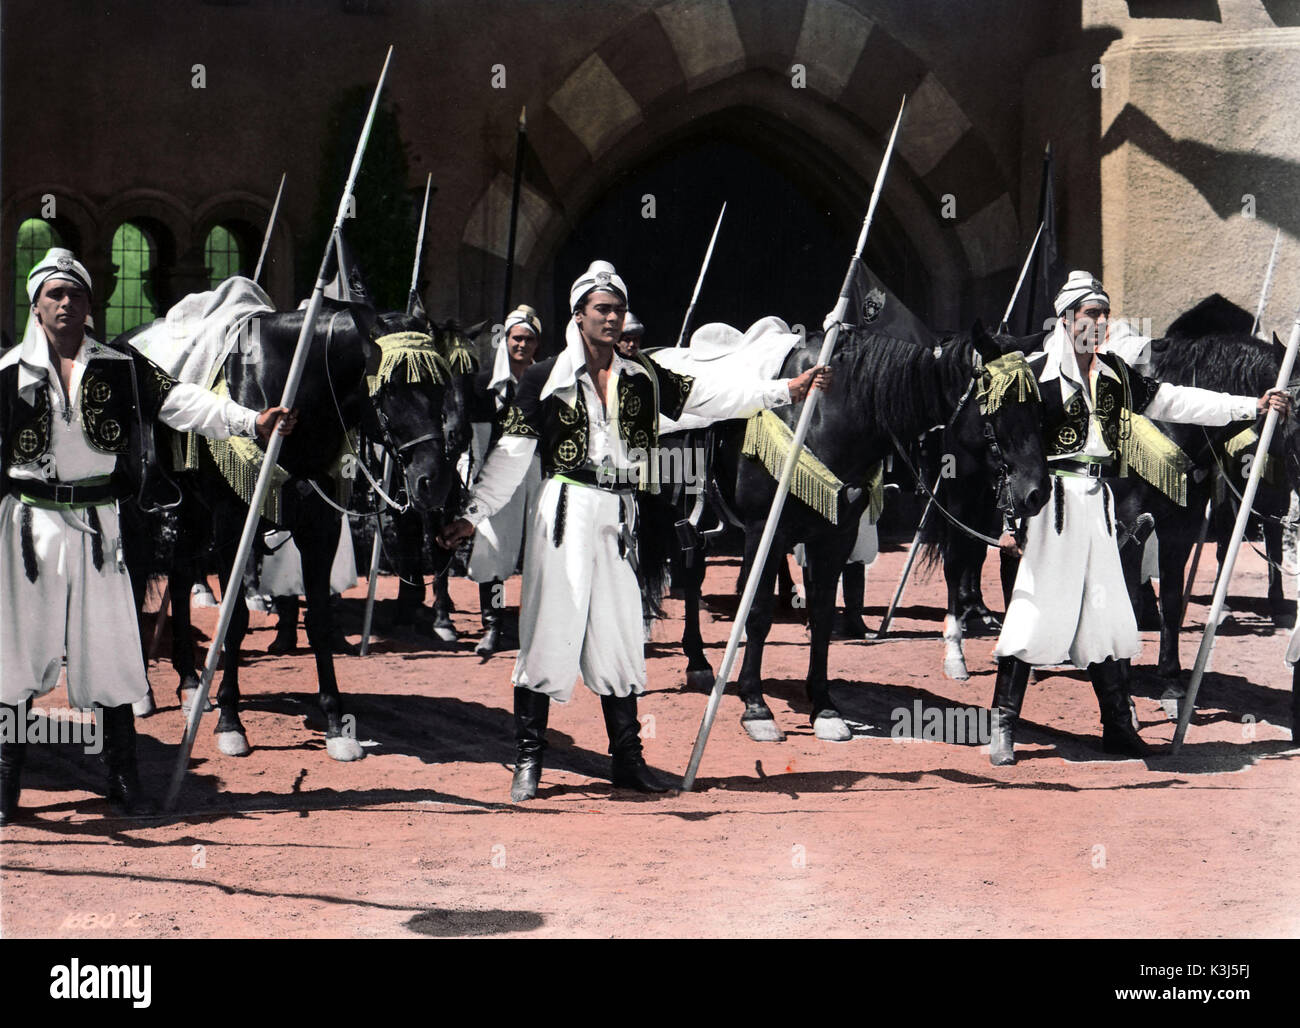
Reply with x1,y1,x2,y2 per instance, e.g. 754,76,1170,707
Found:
0,495,149,709
994,475,1140,668
511,476,645,702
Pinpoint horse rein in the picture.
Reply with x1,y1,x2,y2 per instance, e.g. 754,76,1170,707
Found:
886,368,1006,549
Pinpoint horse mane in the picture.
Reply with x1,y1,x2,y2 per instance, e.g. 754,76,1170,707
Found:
1150,332,1279,395
835,330,966,440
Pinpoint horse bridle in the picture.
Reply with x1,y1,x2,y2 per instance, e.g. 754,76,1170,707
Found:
887,357,1020,549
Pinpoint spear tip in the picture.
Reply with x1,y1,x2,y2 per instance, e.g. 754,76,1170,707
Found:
519,105,527,129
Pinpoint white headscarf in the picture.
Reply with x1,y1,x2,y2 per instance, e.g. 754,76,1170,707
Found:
1053,270,1109,317
491,304,542,397
27,247,93,301
543,260,630,403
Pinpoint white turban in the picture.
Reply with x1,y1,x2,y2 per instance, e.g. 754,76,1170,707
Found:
1053,270,1109,317
621,311,644,337
568,260,627,311
503,303,542,338
27,247,92,302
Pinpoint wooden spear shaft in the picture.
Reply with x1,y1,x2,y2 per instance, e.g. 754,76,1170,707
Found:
165,46,396,810
681,96,907,792
359,455,393,657
1172,299,1300,752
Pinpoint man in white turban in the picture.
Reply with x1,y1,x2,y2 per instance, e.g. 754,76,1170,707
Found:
988,270,1289,766
440,260,830,801
466,303,543,657
0,248,296,823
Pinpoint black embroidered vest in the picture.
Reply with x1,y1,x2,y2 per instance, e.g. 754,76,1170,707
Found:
1,342,181,508
1035,350,1161,460
503,353,694,476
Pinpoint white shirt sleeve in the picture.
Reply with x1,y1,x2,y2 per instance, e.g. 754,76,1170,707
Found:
1144,383,1256,426
462,434,538,526
659,362,793,423
158,383,260,439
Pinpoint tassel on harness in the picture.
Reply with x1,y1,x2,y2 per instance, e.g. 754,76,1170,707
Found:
1103,485,1113,538
552,482,568,547
1053,476,1065,536
20,504,37,583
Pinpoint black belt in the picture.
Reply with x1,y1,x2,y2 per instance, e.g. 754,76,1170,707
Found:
7,477,119,508
550,468,635,494
1050,460,1115,480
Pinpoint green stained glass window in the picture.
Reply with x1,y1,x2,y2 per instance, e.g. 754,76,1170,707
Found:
104,223,158,338
205,225,245,286
13,218,63,341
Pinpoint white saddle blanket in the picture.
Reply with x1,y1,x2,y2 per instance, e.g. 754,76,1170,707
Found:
653,316,802,433
129,276,274,388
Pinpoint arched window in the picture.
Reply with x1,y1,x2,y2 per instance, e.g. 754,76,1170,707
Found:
13,218,63,341
104,222,158,337
204,224,247,286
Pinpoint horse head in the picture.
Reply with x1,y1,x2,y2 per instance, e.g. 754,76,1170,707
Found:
953,321,1050,520
368,313,468,514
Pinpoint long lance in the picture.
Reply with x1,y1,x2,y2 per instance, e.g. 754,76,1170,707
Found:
998,221,1044,334
407,173,433,314
363,173,434,653
147,171,288,663
1251,227,1282,338
682,96,907,792
1172,297,1300,753
1180,231,1286,623
877,225,1043,640
870,474,940,640
675,202,727,347
501,106,526,320
253,172,287,285
165,46,396,810
359,456,394,657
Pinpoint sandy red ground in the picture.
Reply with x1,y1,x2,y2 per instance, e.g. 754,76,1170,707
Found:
2,541,1298,939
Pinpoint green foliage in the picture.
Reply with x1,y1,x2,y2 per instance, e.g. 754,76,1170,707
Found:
13,218,61,339
105,223,157,337
302,86,416,311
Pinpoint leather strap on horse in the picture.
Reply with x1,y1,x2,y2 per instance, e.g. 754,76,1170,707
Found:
887,426,1002,548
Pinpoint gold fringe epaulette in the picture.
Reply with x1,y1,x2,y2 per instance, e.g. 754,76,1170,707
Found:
206,433,291,523
371,332,452,394
1218,425,1282,486
741,409,847,524
1120,411,1191,506
979,351,1040,415
436,327,479,375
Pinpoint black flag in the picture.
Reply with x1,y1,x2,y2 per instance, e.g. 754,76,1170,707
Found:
844,263,936,348
1017,142,1064,336
322,229,374,310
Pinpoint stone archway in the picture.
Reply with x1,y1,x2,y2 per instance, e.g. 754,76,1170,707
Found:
459,0,1024,335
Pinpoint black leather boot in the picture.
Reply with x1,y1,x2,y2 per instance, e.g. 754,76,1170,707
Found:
268,596,299,655
836,563,868,639
510,688,549,802
1089,658,1149,758
476,581,503,658
102,704,156,816
0,701,28,826
600,693,673,793
989,657,1031,766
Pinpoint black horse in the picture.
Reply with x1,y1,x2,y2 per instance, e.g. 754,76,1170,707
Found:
124,305,467,760
652,324,1050,742
1113,329,1300,687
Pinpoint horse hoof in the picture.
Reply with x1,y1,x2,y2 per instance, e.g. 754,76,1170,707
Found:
432,623,458,643
326,736,365,762
813,715,853,742
1159,688,1184,722
216,731,251,757
685,669,715,692
943,657,971,681
179,690,214,716
741,718,785,743
191,584,218,608
132,691,157,719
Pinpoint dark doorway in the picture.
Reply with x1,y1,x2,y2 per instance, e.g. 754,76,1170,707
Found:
553,115,930,355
